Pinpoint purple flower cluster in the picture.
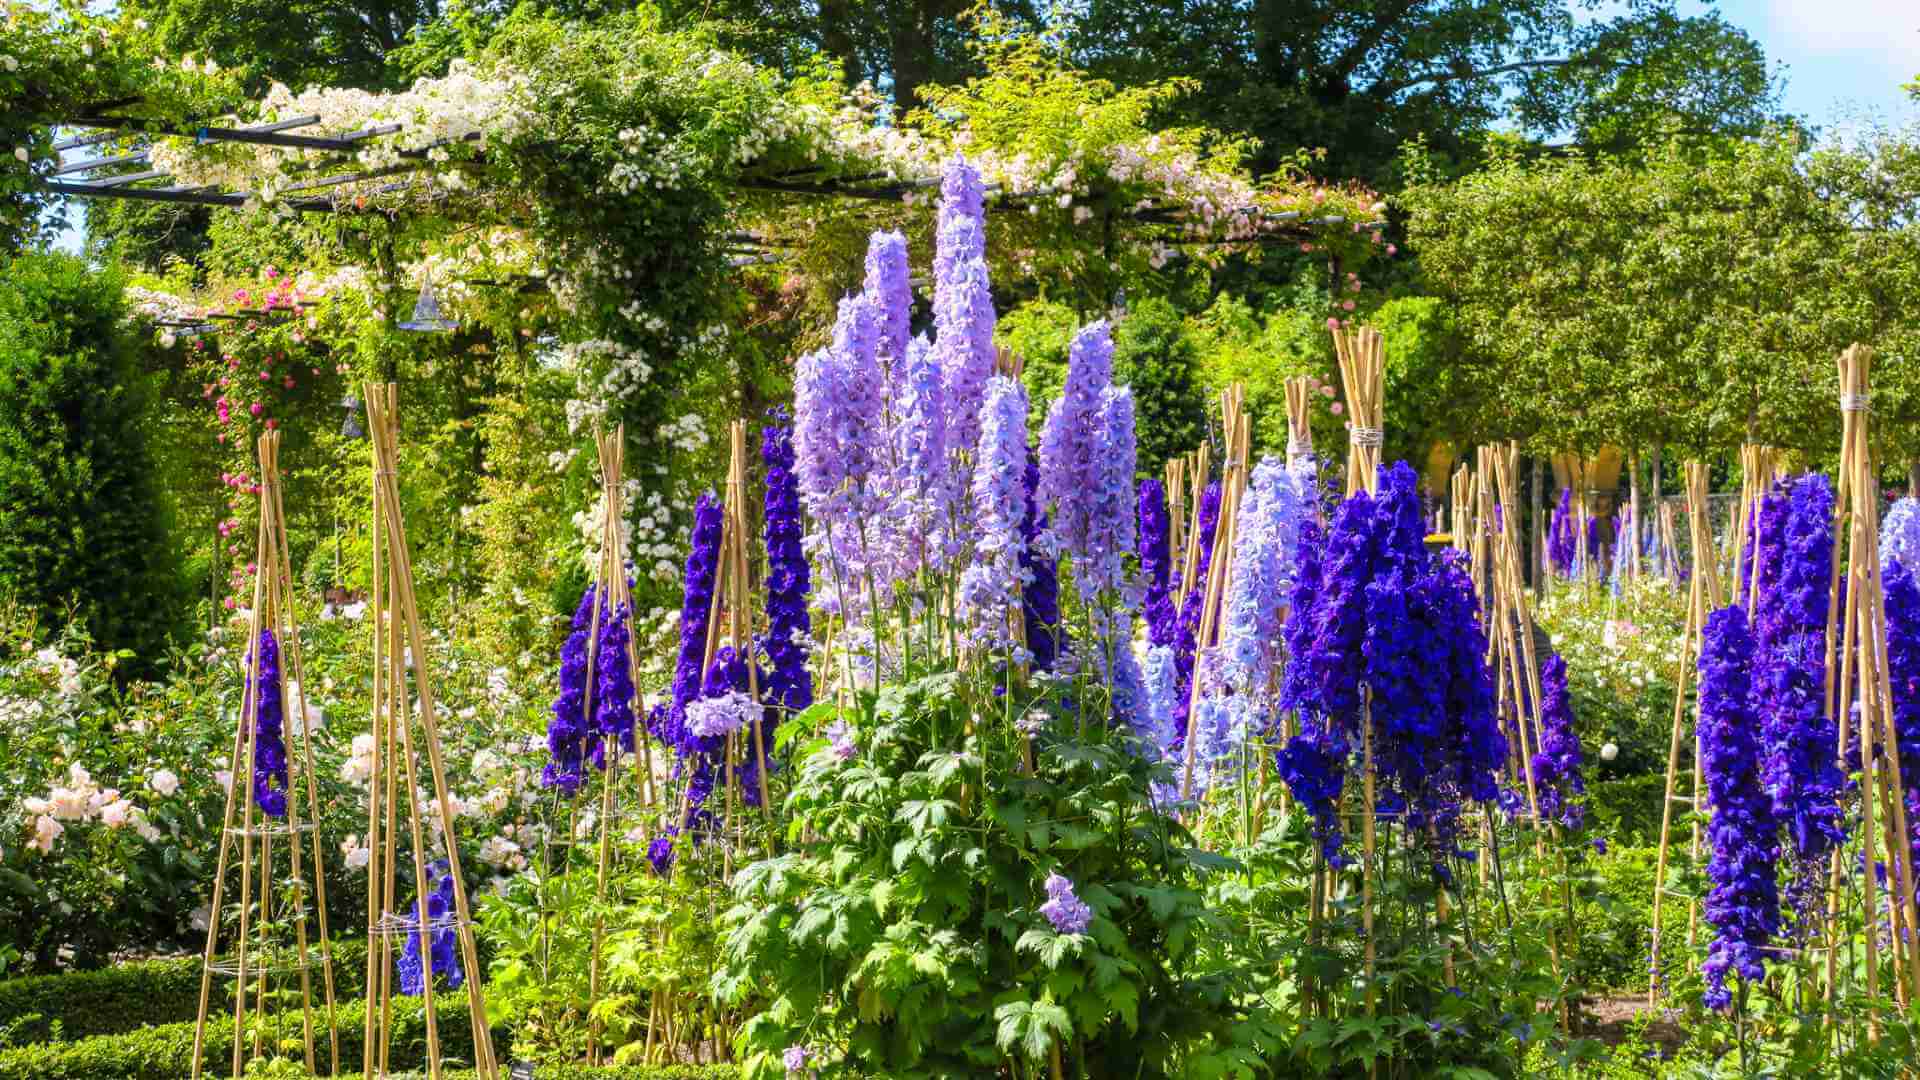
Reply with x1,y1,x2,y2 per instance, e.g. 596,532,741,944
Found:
793,296,887,617
654,494,723,753
397,860,463,996
1881,497,1920,573
958,376,1031,654
248,629,289,818
1548,489,1575,576
1137,478,1177,649
1754,476,1845,878
863,230,912,367
934,159,994,466
1039,872,1093,934
1020,449,1062,673
1531,653,1586,830
1277,463,1505,871
592,601,637,771
888,335,952,574
1038,321,1116,577
1696,604,1780,1011
1883,559,1920,899
545,586,599,795
761,422,814,719
1168,481,1222,752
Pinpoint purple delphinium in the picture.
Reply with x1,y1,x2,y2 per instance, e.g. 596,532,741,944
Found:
1883,559,1920,901
1020,448,1061,673
1217,458,1310,701
1881,497,1920,574
592,601,636,771
1755,476,1844,904
1548,489,1574,577
249,628,289,818
761,421,815,721
936,258,997,462
647,825,678,876
657,495,723,754
1169,480,1222,751
1530,653,1586,831
397,860,463,996
1086,386,1139,599
958,376,1031,654
1138,478,1177,649
888,334,951,576
1038,321,1115,573
863,230,912,367
1039,872,1093,934
546,585,599,794
784,1045,813,1075
1697,604,1780,1011
934,155,986,286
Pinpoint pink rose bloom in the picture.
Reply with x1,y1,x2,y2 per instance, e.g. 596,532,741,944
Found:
1330,402,1344,415
1325,317,1341,332
29,815,61,854
1386,244,1398,255
265,419,278,430
99,799,133,829
1342,300,1356,311
1320,385,1335,398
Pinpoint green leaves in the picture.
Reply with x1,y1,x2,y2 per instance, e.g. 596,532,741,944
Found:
993,998,1071,1063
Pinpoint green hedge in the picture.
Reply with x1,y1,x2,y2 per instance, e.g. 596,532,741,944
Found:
1586,773,1667,845
0,982,497,1080
0,939,370,1045
335,1069,738,1079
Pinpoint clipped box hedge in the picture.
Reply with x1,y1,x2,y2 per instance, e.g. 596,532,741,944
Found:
335,1068,739,1079
0,939,370,1046
0,984,499,1079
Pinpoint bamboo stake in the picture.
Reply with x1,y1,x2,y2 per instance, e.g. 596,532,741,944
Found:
1179,389,1248,799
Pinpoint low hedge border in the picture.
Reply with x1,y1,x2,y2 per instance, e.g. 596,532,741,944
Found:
336,1069,738,1079
0,939,371,1046
0,985,499,1080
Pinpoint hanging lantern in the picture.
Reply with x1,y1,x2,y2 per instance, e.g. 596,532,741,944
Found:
397,275,457,333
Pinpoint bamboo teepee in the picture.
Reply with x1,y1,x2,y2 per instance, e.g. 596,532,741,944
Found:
191,430,342,1079
359,385,500,1080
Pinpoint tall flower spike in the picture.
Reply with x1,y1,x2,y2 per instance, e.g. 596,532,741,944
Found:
1883,496,1920,576
592,600,636,771
1216,457,1309,702
889,334,950,576
1038,321,1114,567
1756,475,1844,891
397,861,463,996
863,230,912,367
761,421,814,718
546,585,598,794
1883,558,1920,898
935,155,986,286
936,258,997,461
958,376,1031,654
659,494,723,754
1020,447,1062,672
1170,481,1222,750
1530,653,1586,830
1697,604,1780,1011
1138,478,1177,649
1549,488,1574,577
249,628,289,818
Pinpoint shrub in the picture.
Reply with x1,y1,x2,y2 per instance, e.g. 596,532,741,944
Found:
0,939,370,1045
1111,296,1205,480
0,253,182,665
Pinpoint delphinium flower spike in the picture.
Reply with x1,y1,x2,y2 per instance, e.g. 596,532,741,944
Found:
592,598,636,771
1697,604,1780,1011
958,376,1031,656
863,230,912,368
546,585,598,794
397,860,464,996
1530,653,1586,830
249,628,289,818
1138,478,1177,649
1548,488,1574,577
761,420,814,720
1020,448,1062,673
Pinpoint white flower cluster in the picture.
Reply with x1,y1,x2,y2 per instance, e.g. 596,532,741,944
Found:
21,763,161,854
123,284,201,325
545,338,654,436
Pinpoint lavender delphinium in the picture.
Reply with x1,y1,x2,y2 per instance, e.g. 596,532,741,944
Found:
1020,448,1061,672
1756,476,1844,910
936,258,997,462
1039,873,1093,935
249,628,289,818
863,230,912,368
761,421,815,720
888,334,951,576
1037,320,1115,571
934,155,986,286
1530,653,1586,830
1138,478,1177,649
958,376,1031,655
397,860,463,996
1882,497,1920,575
1697,604,1780,1011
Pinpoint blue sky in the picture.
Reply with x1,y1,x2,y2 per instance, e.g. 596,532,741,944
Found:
1665,0,1918,130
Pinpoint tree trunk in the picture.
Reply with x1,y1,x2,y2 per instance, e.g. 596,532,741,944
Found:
1908,459,1920,498
887,0,940,115
818,0,860,86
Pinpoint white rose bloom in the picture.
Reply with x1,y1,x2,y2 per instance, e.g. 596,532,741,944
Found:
1600,742,1619,763
149,769,180,797
29,815,61,854
99,799,133,829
